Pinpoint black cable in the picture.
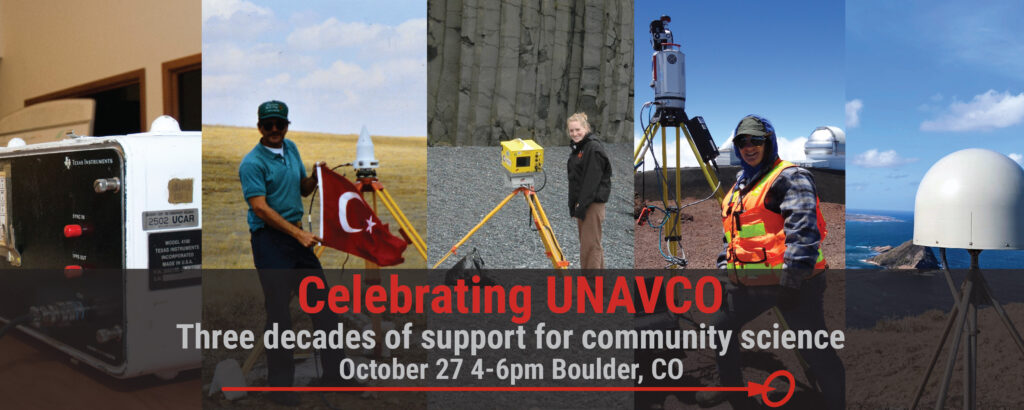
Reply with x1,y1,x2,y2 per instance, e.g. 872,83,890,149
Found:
526,168,549,230
0,314,31,339
638,102,656,209
678,179,721,212
534,167,548,193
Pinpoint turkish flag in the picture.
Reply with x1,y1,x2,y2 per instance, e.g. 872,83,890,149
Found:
318,165,407,266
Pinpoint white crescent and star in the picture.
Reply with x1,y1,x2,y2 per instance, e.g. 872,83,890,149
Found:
338,192,376,234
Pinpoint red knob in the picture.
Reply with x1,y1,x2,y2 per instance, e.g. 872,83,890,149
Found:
64,265,83,279
64,224,83,238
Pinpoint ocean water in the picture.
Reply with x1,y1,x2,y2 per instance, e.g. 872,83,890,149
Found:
846,209,1024,269
846,209,1024,328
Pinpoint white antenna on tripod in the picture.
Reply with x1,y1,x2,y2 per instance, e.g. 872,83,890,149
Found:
915,148,1024,249
354,125,379,171
910,148,1024,409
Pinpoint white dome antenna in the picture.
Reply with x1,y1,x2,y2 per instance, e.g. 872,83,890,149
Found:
909,147,1024,409
914,148,1024,249
354,125,379,172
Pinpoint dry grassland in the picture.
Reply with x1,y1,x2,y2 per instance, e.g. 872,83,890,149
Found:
202,125,427,269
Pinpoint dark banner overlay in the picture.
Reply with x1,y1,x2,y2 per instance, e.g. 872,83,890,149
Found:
4,269,1021,408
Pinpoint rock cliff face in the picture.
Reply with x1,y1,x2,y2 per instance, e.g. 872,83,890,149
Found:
867,240,940,270
428,0,634,146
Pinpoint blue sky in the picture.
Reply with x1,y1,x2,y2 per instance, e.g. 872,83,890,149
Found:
202,0,425,136
847,1,1024,211
634,0,845,168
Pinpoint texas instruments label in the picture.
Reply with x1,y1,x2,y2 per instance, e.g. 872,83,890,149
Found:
149,229,201,290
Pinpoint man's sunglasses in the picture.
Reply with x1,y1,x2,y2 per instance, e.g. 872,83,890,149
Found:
259,119,290,130
734,136,767,149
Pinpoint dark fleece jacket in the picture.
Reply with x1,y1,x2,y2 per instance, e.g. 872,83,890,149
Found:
567,133,612,220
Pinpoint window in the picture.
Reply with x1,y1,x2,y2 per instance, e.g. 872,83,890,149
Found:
162,54,201,131
26,69,144,136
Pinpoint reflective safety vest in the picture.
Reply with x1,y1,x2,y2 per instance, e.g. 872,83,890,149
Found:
721,159,827,286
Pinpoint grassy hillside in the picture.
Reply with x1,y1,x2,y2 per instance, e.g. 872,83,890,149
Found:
202,125,427,268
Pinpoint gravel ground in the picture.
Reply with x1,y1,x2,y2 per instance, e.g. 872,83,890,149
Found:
428,143,634,269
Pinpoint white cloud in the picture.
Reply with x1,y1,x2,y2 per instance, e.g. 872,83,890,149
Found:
853,149,917,168
262,73,290,87
201,73,250,95
635,134,692,168
296,58,423,91
287,18,425,55
202,0,271,22
777,137,808,162
1010,153,1023,165
635,134,806,169
202,0,275,40
201,7,426,136
846,99,863,128
298,61,379,89
203,42,317,75
920,90,1024,132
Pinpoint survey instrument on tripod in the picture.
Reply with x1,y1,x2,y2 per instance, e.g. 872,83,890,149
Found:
433,139,568,270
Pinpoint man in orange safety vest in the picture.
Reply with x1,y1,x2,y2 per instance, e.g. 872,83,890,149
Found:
698,115,844,410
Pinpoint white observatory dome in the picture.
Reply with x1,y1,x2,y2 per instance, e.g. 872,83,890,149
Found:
718,131,739,166
805,126,845,159
914,148,1024,250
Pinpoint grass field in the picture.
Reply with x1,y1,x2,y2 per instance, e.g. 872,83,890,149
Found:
202,125,427,269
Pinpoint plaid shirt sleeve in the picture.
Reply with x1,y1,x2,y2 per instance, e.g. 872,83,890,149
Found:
766,167,822,289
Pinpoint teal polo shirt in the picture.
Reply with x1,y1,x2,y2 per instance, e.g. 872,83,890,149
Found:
239,138,307,231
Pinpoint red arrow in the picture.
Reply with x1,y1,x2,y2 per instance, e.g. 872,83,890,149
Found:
746,379,774,397
223,370,795,407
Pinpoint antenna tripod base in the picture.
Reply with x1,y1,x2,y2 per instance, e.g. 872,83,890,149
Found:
910,249,1024,410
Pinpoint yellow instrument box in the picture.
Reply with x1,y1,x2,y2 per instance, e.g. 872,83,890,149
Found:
500,139,544,174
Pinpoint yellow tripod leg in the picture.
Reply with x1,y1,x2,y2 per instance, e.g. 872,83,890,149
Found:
633,122,662,172
432,188,523,269
660,125,670,206
657,125,682,267
667,126,682,262
524,191,568,269
372,185,428,261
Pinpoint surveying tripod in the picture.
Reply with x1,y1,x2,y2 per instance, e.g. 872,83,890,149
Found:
432,181,568,270
910,249,1024,410
634,115,725,268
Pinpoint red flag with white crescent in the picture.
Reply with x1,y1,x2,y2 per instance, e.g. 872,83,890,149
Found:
318,164,406,266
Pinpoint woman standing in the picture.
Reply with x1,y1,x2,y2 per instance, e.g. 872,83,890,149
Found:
566,112,612,269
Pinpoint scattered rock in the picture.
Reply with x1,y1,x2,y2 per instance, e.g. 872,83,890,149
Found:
871,245,893,253
867,240,940,270
209,359,247,400
662,394,684,410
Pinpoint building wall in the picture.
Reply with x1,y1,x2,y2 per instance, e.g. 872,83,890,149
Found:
0,0,200,130
428,0,634,146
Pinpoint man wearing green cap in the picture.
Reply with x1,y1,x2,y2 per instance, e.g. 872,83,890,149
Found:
239,100,353,405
